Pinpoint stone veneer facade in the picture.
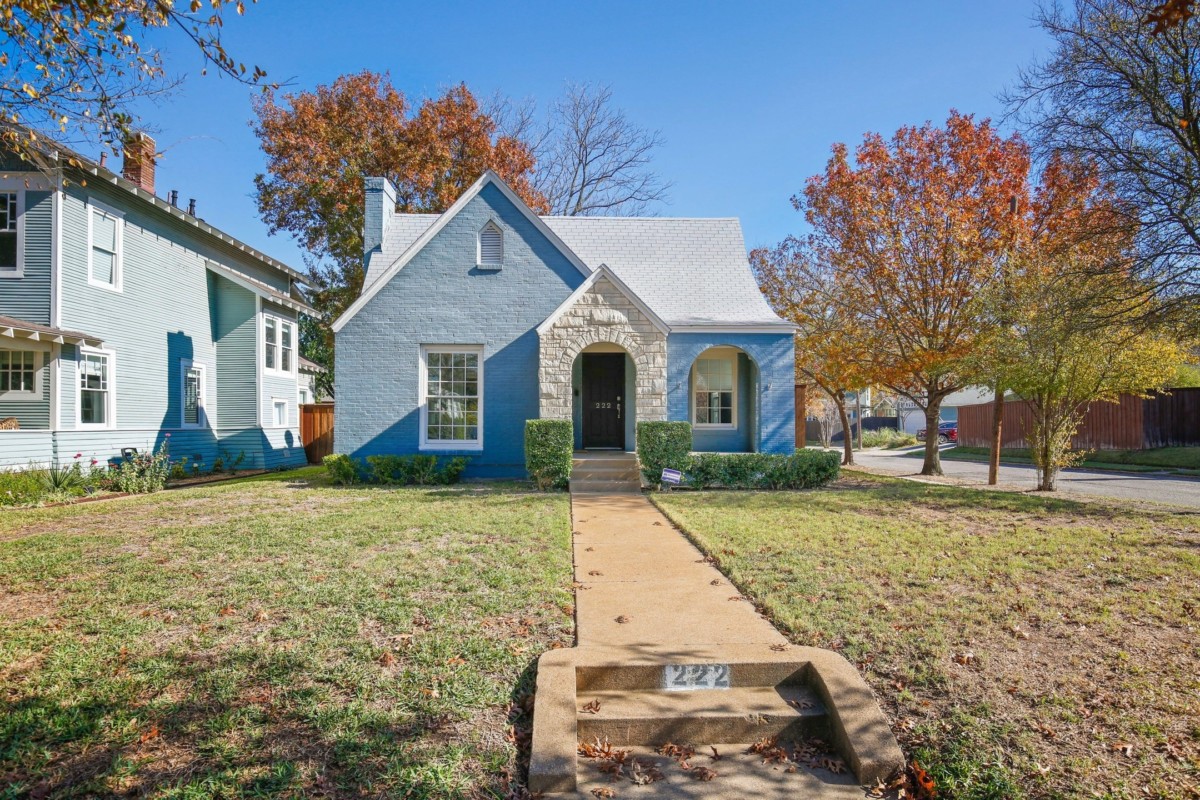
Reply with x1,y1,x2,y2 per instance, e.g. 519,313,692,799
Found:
538,275,667,422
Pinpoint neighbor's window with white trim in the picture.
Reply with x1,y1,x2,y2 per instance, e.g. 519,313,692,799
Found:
420,345,482,449
79,350,113,427
693,352,736,428
478,221,503,267
264,314,295,374
272,398,288,427
0,192,22,277
87,203,124,290
181,360,207,428
0,349,38,396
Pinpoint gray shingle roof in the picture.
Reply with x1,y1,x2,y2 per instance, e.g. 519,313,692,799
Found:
367,213,788,328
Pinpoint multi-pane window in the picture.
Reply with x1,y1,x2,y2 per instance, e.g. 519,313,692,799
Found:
0,193,17,274
89,206,122,288
479,221,503,267
422,347,481,447
694,355,735,427
182,363,204,427
264,315,295,374
0,350,35,393
79,353,110,426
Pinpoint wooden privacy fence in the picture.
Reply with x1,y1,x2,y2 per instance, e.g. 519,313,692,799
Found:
300,403,335,464
957,389,1200,450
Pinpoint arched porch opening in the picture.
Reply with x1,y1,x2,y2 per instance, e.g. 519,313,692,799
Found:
688,345,760,453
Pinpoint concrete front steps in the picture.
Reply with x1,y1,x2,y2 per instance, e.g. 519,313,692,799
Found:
570,451,642,493
530,644,905,797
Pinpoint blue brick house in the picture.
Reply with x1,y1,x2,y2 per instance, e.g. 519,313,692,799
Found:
333,171,796,478
0,133,312,470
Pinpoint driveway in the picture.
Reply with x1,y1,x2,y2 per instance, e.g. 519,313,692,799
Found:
849,446,1200,509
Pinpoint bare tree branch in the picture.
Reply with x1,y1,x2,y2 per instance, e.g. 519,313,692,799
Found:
534,83,671,216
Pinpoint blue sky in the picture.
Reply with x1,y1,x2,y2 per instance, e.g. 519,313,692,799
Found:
130,1,1050,270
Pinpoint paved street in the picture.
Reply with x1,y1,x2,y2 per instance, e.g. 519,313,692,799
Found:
849,446,1200,509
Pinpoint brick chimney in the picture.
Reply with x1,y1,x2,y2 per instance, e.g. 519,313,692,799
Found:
121,132,156,194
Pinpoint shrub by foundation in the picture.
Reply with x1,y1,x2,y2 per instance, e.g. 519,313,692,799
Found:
636,421,692,485
525,419,573,490
686,450,839,490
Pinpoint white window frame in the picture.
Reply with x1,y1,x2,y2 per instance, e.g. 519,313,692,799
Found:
271,397,289,429
262,313,296,377
477,220,504,269
180,359,208,429
76,346,116,429
298,386,311,405
418,344,484,451
0,189,25,279
692,350,738,430
86,199,124,292
0,346,43,400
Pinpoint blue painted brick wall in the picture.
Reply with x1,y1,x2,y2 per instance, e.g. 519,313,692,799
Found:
335,183,585,477
667,332,796,454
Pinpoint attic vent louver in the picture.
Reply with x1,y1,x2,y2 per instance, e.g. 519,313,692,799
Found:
479,221,503,268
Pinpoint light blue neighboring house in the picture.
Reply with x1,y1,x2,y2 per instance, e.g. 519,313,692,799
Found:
333,171,796,478
0,133,313,470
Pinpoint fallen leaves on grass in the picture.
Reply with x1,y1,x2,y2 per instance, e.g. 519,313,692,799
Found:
377,651,396,667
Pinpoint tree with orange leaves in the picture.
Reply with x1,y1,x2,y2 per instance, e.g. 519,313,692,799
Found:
754,239,871,466
252,73,544,322
797,112,1029,475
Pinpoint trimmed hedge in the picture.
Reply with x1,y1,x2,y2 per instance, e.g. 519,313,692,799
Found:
324,453,468,486
686,450,840,490
636,421,693,485
525,419,573,490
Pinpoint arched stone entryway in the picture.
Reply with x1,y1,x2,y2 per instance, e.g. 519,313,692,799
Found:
538,273,667,432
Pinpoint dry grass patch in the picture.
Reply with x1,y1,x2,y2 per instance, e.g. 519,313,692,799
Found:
653,473,1200,800
0,467,573,799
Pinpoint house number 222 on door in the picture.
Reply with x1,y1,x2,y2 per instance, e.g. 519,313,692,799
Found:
663,664,731,691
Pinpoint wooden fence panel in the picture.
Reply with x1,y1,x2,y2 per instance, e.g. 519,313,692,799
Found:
958,388,1200,450
300,403,335,464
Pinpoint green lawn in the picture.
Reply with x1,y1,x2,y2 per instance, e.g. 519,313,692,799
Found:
944,445,1200,475
0,468,573,799
654,475,1200,800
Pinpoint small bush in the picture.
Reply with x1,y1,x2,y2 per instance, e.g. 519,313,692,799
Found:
860,427,917,448
0,467,49,506
361,454,469,486
525,419,573,490
324,453,359,485
636,421,692,486
683,449,839,490
112,442,172,494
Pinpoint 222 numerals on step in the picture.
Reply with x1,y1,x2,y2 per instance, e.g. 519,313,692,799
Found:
663,663,731,691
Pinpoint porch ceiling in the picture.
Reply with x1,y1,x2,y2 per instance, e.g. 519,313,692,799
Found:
0,315,103,348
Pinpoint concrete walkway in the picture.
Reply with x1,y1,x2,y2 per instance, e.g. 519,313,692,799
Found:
530,491,902,797
571,493,787,649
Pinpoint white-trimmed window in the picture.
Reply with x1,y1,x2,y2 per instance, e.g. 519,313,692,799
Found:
478,221,503,268
87,202,124,290
272,398,288,428
419,345,482,450
693,352,737,428
0,192,22,277
264,314,295,375
181,360,207,428
0,349,38,397
298,386,311,405
78,349,115,428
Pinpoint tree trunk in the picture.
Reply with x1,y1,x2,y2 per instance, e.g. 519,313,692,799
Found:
921,401,943,476
835,398,854,466
855,392,864,450
988,384,1003,485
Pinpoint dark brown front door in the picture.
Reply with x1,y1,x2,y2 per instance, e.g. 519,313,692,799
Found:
582,353,625,449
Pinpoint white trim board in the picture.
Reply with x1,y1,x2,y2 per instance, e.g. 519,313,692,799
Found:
333,171,592,333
